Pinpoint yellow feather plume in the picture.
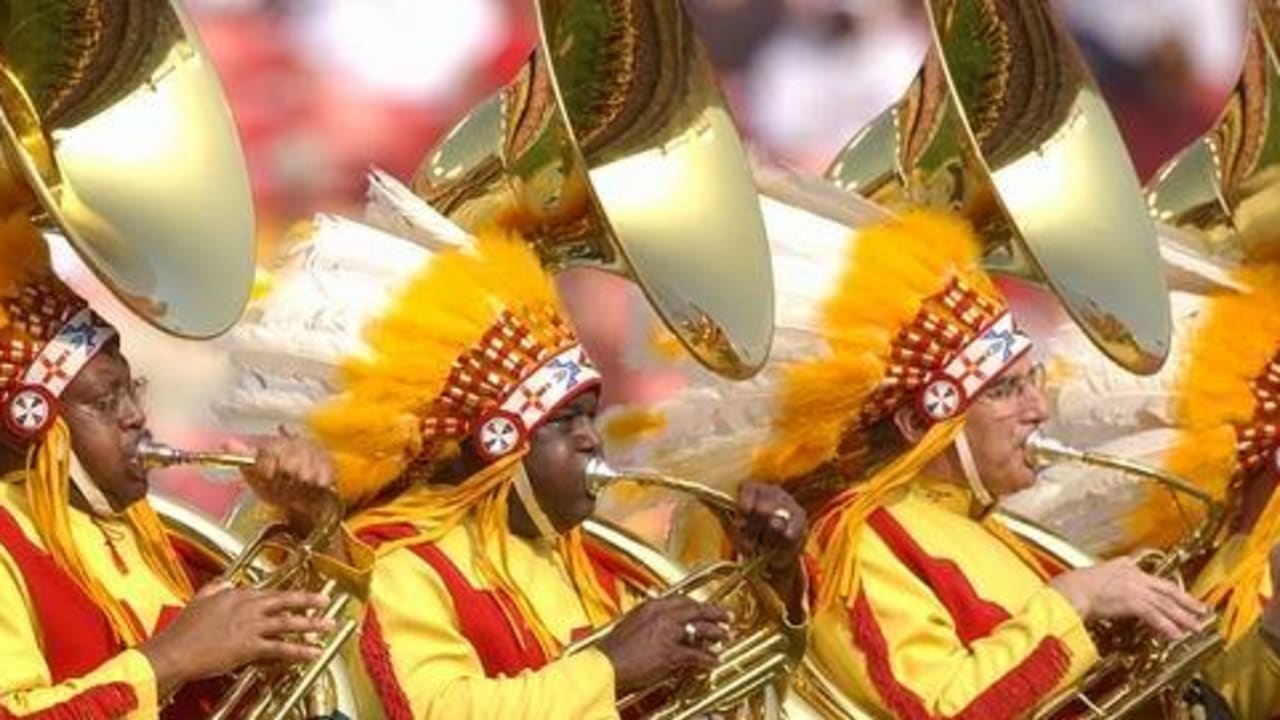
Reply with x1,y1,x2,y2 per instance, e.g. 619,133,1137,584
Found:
1159,263,1280,641
308,228,566,508
755,211,997,482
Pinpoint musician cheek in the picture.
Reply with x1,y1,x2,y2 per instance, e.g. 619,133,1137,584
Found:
961,358,1050,497
59,346,151,511
519,391,603,533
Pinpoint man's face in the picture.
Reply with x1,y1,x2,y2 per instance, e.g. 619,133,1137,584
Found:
522,390,602,532
60,347,150,511
961,355,1048,497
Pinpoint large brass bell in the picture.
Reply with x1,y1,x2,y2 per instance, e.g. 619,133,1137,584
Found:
1147,0,1280,267
0,0,255,338
413,0,774,380
827,0,1173,375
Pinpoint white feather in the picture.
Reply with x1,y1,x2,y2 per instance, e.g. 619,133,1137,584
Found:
605,188,871,507
364,168,473,251
218,209,442,432
1045,291,1209,444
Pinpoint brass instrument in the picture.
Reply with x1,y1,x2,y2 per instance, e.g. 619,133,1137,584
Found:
825,0,1172,375
139,440,362,720
0,0,256,337
1146,0,1280,268
573,458,811,720
413,0,773,380
1021,432,1226,720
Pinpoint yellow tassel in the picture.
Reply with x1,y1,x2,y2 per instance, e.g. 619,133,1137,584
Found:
25,420,191,645
346,453,618,655
811,417,964,610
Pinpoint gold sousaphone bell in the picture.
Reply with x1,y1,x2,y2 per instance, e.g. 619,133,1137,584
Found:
1147,0,1280,267
827,0,1172,374
0,0,255,337
414,0,773,380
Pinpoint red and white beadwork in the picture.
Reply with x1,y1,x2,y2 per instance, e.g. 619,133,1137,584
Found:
2,307,117,441
471,344,601,461
917,312,1031,423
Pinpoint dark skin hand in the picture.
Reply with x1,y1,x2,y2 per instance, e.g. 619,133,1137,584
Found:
596,595,730,695
494,387,812,694
0,345,344,696
733,483,808,624
230,428,341,538
140,584,334,699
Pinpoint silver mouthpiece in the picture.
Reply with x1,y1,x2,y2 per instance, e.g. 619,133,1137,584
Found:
1023,430,1087,471
583,456,620,499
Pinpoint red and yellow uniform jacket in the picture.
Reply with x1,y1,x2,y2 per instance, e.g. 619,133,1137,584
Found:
0,481,178,719
808,476,1100,720
355,517,644,720
811,476,1280,720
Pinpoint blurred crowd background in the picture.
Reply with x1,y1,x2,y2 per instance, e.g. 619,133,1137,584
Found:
56,0,1249,517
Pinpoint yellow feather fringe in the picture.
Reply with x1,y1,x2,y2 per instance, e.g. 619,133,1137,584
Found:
308,229,566,508
755,211,997,482
1163,263,1280,642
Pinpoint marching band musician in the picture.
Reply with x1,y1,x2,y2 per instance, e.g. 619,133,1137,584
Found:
217,182,809,720
779,215,1194,720
607,207,1280,719
0,217,343,719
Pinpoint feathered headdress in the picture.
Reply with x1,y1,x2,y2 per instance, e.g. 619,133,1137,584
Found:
221,172,601,509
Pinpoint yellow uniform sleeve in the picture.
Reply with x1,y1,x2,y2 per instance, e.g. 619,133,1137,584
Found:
811,528,1098,719
0,545,158,719
362,546,619,720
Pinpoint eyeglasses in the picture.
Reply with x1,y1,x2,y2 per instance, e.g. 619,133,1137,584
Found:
68,377,149,419
977,362,1045,404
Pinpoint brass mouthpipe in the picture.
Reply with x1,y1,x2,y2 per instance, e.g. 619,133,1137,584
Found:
582,457,738,517
1023,430,1224,569
136,438,256,471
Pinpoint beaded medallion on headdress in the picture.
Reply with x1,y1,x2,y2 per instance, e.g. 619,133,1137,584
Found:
0,227,116,442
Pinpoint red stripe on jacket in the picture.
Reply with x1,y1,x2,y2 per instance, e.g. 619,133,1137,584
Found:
846,508,1071,720
0,507,223,719
0,508,122,682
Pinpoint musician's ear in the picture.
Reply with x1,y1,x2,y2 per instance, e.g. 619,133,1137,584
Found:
892,405,928,444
